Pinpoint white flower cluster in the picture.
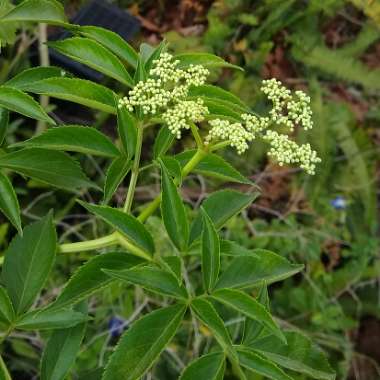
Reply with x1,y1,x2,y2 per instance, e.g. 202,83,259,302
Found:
261,79,313,131
118,52,210,138
264,130,321,174
204,79,320,174
205,118,255,154
162,99,209,138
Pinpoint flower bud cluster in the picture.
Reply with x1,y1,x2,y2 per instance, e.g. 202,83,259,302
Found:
163,99,209,138
118,52,210,137
205,79,320,174
205,118,255,154
263,130,321,174
261,79,313,131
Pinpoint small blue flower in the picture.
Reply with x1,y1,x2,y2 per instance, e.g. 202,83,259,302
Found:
108,316,125,338
330,196,347,210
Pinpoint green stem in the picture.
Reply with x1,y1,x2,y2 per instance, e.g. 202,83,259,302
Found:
59,233,118,253
36,23,50,134
123,125,144,213
116,233,153,261
138,148,207,223
209,140,231,152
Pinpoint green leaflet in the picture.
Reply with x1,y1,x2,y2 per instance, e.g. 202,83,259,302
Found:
103,156,132,205
237,347,294,380
40,317,86,380
49,37,133,87
0,287,15,330
50,252,142,311
249,331,335,380
175,52,243,71
116,101,137,159
210,288,285,343
5,66,67,90
0,171,22,234
0,108,9,145
103,304,186,380
103,265,188,300
215,249,303,289
77,25,138,68
160,255,182,283
23,77,116,114
15,308,89,330
243,283,270,345
201,208,220,292
78,202,155,256
0,86,55,124
190,297,233,352
190,190,259,242
180,352,225,380
188,84,249,112
0,0,67,25
13,125,120,157
153,125,174,159
2,212,56,315
160,159,189,251
176,150,252,184
0,148,96,191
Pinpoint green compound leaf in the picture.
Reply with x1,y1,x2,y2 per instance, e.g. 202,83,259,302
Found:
103,265,188,300
191,297,233,352
249,331,336,380
0,108,9,145
176,150,252,184
13,125,120,157
103,304,186,380
175,52,243,71
15,308,89,330
0,0,67,25
49,37,133,87
0,287,15,331
50,252,142,311
23,77,116,114
78,202,155,256
160,159,189,252
210,288,285,343
0,86,55,125
103,156,132,205
0,171,22,234
116,101,137,159
215,249,303,290
180,352,225,380
77,25,138,68
5,67,67,90
236,346,294,380
201,208,220,293
41,316,86,380
2,212,56,314
190,190,259,242
0,148,96,191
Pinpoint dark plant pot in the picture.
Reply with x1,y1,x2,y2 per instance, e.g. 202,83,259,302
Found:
49,0,140,81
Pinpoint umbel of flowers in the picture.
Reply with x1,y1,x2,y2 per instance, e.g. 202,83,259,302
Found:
119,54,321,174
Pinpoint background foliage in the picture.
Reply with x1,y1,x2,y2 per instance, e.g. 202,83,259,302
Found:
0,0,379,379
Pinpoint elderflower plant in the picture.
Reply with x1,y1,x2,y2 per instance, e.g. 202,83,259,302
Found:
0,3,334,377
